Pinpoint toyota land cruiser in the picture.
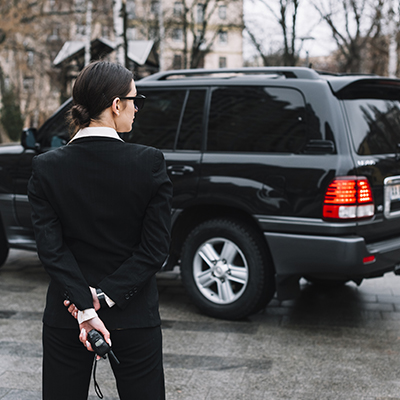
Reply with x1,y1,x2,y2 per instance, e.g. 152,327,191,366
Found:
1,67,400,320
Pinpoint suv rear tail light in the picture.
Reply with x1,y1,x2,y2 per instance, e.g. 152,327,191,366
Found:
323,176,374,220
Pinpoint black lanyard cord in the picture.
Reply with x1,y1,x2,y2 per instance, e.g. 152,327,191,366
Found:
93,358,104,399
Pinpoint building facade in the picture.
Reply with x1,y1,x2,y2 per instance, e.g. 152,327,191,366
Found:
128,0,243,71
0,0,244,141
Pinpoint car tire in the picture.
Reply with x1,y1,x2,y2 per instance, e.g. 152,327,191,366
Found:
180,219,275,320
0,226,9,268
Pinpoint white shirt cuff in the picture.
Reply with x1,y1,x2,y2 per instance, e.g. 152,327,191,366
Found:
77,308,98,324
104,293,115,308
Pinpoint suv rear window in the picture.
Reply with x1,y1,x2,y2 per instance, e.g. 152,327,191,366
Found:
207,86,307,153
343,99,400,155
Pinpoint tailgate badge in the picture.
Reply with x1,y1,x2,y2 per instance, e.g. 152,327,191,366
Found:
357,160,376,166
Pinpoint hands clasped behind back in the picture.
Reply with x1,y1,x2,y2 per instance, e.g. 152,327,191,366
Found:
63,286,111,353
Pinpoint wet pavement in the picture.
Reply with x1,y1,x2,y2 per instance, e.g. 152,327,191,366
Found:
1,249,400,399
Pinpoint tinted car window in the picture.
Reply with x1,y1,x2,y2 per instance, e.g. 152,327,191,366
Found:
36,100,72,148
124,89,186,149
177,89,206,151
343,99,400,155
207,86,307,153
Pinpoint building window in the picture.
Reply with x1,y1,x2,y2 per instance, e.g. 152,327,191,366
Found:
173,1,183,16
127,27,136,40
219,57,227,68
173,54,182,69
218,5,227,20
23,77,34,92
126,0,136,19
151,1,159,14
149,27,158,40
48,25,60,41
3,77,10,90
75,0,85,13
218,30,228,45
76,21,86,37
197,54,205,68
194,30,203,44
172,28,183,42
102,26,111,38
196,4,204,23
27,50,35,67
48,0,56,11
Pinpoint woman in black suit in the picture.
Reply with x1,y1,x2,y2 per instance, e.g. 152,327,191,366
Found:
28,61,172,400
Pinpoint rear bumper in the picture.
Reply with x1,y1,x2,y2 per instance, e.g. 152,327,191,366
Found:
264,232,400,279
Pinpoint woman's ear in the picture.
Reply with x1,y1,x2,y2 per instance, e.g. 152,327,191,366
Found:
111,97,120,116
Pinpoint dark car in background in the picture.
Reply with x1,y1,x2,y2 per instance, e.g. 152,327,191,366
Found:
1,66,400,320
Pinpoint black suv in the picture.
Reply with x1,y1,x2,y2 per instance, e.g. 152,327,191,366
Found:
2,67,400,320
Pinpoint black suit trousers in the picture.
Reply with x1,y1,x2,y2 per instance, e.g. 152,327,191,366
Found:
42,324,165,400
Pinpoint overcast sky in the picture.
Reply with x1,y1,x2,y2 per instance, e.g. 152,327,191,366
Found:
243,0,338,60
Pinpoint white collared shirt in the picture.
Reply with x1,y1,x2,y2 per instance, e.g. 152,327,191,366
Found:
69,127,124,144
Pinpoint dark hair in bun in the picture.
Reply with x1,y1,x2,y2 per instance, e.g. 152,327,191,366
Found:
70,104,91,128
68,61,133,135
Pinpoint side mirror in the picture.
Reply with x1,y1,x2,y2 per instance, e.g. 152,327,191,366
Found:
21,128,38,150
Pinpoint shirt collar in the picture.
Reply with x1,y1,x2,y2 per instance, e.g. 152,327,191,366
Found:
69,127,124,144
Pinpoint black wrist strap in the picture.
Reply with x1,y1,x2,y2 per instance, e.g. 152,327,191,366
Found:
96,288,108,309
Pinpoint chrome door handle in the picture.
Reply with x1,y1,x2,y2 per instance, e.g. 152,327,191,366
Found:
167,165,194,176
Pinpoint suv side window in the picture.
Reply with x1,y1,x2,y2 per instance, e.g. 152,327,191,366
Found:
177,89,206,151
124,89,186,149
207,86,307,153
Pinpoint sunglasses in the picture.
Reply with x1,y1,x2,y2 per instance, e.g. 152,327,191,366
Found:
119,94,146,111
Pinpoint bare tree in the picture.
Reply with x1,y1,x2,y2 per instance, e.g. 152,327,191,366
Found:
186,0,220,68
114,0,126,66
0,0,52,136
386,0,400,76
0,0,114,133
245,27,273,66
246,0,302,66
174,0,240,69
312,0,385,73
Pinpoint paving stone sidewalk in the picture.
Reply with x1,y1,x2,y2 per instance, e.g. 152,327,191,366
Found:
1,250,400,399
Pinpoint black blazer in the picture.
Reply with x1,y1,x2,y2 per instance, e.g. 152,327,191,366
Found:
28,136,172,330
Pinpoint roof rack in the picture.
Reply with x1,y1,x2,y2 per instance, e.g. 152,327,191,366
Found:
140,67,321,81
316,70,378,77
